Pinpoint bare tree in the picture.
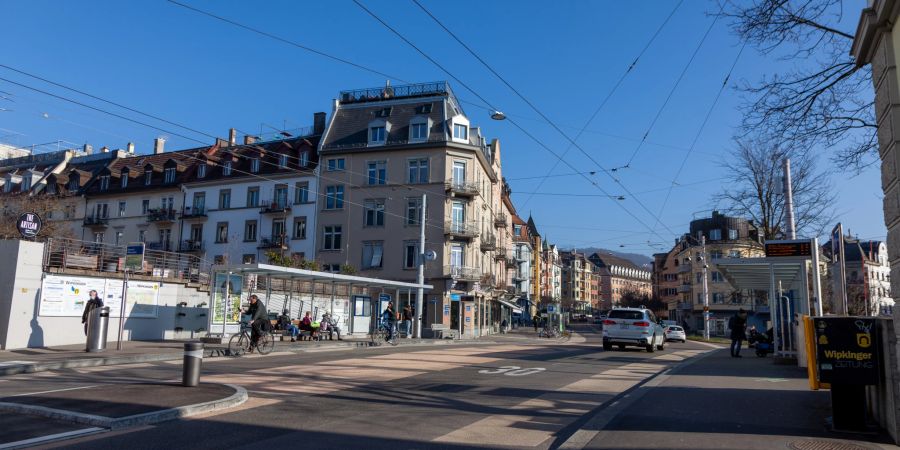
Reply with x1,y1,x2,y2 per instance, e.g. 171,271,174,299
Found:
720,0,877,169
714,136,836,240
0,194,77,241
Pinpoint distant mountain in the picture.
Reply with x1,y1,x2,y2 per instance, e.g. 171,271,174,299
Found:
567,247,653,268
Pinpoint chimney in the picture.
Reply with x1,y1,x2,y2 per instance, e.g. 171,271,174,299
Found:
127,142,135,154
101,146,110,153
83,144,93,155
314,112,326,135
228,128,237,146
243,135,257,145
153,138,165,154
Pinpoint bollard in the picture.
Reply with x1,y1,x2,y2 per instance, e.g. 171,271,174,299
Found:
182,342,203,387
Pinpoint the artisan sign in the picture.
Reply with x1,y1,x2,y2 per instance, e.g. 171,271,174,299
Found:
814,317,880,385
16,212,42,239
765,240,812,257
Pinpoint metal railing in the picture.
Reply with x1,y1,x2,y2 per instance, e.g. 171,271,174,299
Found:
258,236,287,249
181,206,207,219
147,208,177,222
445,179,480,196
443,265,481,281
494,213,508,227
677,264,692,273
677,284,692,293
260,200,291,214
339,81,448,104
444,221,479,238
146,241,172,252
676,302,692,310
83,216,109,227
43,237,208,284
178,240,204,252
480,234,497,251
494,247,508,260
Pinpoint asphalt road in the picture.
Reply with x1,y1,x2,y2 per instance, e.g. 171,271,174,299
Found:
2,331,714,449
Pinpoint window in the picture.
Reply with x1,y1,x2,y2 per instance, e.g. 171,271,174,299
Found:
410,122,428,141
293,217,307,239
404,241,418,269
93,232,104,243
697,292,703,303
367,161,386,185
278,154,288,168
95,203,108,219
294,182,309,204
223,161,232,176
120,170,128,188
197,163,207,179
243,254,256,264
710,229,722,240
325,185,344,209
406,198,422,225
453,123,468,141
118,202,126,217
99,175,110,191
728,250,742,258
299,151,309,168
728,229,738,240
272,219,285,240
161,196,174,211
696,272,703,284
362,241,384,269
219,189,231,209
323,225,342,250
450,244,464,267
115,231,123,246
144,170,152,185
164,167,176,184
370,126,386,144
192,192,205,213
68,176,79,191
138,230,146,242
452,161,466,186
364,200,385,227
244,220,257,242
274,185,288,208
189,224,202,242
323,263,341,273
247,187,259,207
407,158,428,183
712,271,724,283
250,158,260,173
142,200,150,215
451,201,464,227
216,222,229,243
710,250,722,260
712,293,725,304
327,158,345,171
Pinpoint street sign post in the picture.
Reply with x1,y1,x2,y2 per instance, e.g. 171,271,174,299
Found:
117,243,145,351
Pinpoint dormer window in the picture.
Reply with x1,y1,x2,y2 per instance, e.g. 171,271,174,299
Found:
164,167,176,184
299,151,309,167
99,175,110,191
144,170,152,186
223,161,232,176
368,118,390,146
197,163,207,179
121,169,129,188
47,183,56,194
409,116,431,143
22,176,32,191
69,176,79,191
251,158,260,173
278,154,288,168
453,123,468,141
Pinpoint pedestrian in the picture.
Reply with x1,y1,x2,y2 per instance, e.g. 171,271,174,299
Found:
728,309,748,358
402,304,413,339
81,290,103,335
533,314,540,332
382,301,397,341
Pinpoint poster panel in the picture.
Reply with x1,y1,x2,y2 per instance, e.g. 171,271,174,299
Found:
212,273,243,325
104,279,159,318
39,275,108,317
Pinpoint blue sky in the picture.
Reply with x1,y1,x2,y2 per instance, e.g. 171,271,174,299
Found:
0,0,883,255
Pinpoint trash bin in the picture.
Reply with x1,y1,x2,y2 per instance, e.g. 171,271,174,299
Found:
86,306,110,353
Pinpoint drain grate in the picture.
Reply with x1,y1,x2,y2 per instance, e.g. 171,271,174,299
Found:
789,440,877,450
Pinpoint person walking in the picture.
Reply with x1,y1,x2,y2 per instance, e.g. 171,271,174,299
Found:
729,309,748,358
81,290,103,335
402,304,413,339
382,301,397,342
533,314,541,332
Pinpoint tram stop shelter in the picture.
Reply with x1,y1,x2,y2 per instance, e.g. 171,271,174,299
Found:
207,263,433,338
713,239,824,367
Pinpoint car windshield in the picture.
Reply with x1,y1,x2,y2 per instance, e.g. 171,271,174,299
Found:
608,310,643,320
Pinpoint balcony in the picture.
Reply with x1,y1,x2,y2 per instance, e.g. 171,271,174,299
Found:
512,273,527,282
677,264,692,273
83,216,109,228
181,206,207,220
178,240,204,253
480,234,497,251
147,208,177,223
443,265,481,281
494,213,508,228
146,241,173,252
445,179,479,197
677,283,692,293
258,236,288,249
444,221,479,239
260,200,291,214
506,256,518,267
494,247,508,260
676,301,692,310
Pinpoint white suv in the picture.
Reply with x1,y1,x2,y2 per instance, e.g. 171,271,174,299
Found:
602,307,666,352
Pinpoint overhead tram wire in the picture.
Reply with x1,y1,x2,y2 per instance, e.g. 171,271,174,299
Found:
352,0,671,244
411,0,684,208
0,76,459,235
651,42,747,234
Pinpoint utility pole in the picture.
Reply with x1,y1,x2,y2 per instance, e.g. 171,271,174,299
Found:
783,158,796,240
415,194,426,338
701,236,710,341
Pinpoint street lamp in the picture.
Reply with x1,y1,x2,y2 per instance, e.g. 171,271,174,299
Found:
490,110,506,121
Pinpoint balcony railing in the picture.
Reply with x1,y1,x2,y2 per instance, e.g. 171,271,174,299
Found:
677,264,692,273
339,81,449,104
83,216,109,227
181,206,207,219
494,247,508,260
443,265,481,281
444,221,479,239
258,236,288,249
494,213,508,228
676,301,692,310
445,179,480,197
178,240,204,253
480,234,497,251
677,283,692,293
145,241,173,252
260,200,291,214
512,273,527,282
147,208,177,223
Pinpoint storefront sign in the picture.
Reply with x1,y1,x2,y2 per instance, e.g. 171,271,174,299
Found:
814,317,880,385
17,212,41,239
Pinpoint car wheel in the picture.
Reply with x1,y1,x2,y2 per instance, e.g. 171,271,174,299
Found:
603,342,612,351
646,336,656,353
617,344,625,351
681,339,686,343
656,337,666,351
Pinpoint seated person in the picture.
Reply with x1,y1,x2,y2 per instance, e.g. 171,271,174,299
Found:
299,311,314,340
276,310,299,342
322,312,343,341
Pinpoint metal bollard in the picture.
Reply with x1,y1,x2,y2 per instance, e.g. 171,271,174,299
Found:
182,342,203,387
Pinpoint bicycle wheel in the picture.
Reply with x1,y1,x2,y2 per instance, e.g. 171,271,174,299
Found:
257,332,275,355
371,328,384,347
228,333,248,356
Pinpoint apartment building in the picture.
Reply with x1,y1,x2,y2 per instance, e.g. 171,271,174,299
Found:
824,236,893,316
511,213,533,304
652,247,681,314
316,81,508,336
540,241,563,305
179,122,322,265
527,215,542,314
561,251,590,314
589,252,652,310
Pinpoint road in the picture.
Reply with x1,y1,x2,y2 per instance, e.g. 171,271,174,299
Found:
2,330,714,449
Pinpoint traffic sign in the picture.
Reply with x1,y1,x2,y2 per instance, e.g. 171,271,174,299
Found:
125,243,145,271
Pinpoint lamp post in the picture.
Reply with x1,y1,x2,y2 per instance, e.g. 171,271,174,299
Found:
701,236,710,341
415,194,426,338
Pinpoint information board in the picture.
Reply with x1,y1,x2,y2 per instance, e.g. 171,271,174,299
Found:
39,275,159,318
211,273,243,325
814,317,880,385
765,240,812,257
104,279,160,318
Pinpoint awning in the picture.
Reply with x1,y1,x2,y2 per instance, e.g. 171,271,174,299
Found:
497,298,524,314
714,257,807,291
211,263,433,291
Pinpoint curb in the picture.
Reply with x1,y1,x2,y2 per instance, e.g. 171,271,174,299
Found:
0,383,248,430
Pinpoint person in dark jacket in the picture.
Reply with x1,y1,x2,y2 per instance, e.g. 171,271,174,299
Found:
244,294,268,349
729,309,748,357
81,290,103,335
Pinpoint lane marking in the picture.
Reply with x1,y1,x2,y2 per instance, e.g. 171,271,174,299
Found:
9,385,99,397
0,427,105,450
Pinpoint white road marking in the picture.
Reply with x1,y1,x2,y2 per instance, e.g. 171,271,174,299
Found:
0,361,36,368
10,385,98,397
0,427,105,450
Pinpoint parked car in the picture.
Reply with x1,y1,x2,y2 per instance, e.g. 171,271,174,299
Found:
664,326,686,343
602,307,666,352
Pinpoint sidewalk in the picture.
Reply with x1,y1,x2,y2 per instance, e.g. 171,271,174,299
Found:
564,347,898,450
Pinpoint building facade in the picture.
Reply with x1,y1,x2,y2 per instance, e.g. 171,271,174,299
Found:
589,252,652,311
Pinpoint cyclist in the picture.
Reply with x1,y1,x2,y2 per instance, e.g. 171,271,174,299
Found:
382,301,397,342
244,294,268,351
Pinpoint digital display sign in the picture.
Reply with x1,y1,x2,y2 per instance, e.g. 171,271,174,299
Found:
765,241,812,257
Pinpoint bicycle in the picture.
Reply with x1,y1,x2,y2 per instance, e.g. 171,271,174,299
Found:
371,321,398,347
228,321,275,356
